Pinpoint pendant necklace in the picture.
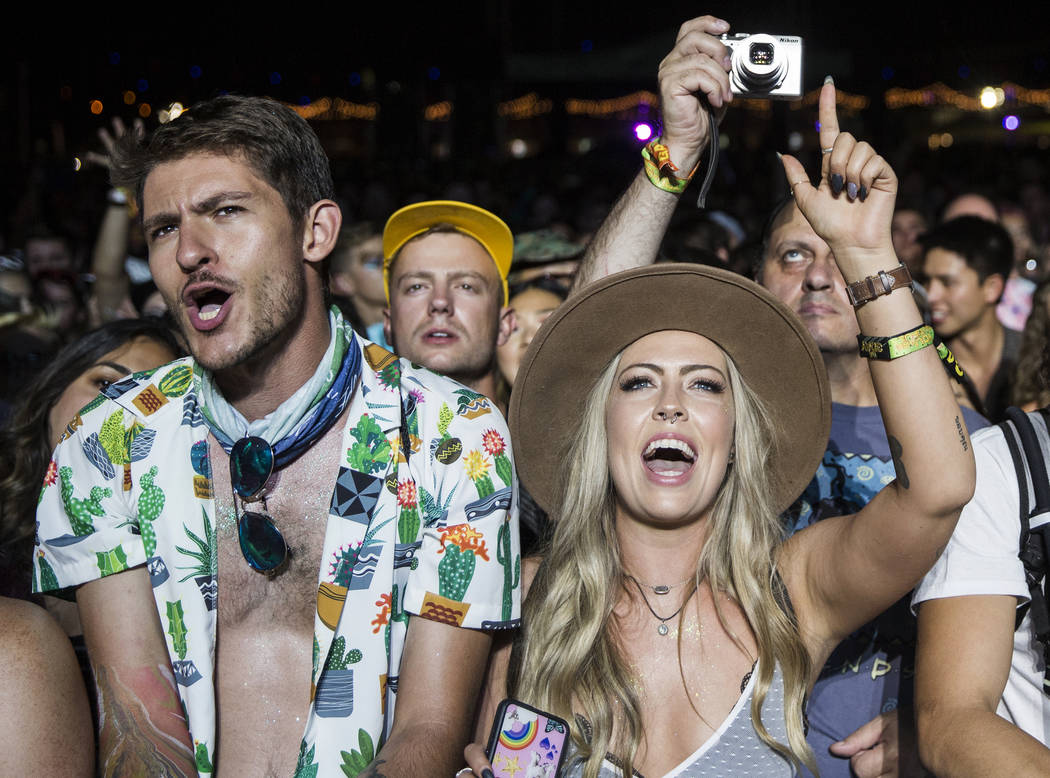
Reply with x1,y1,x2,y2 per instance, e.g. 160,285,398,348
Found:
629,573,692,596
626,574,697,636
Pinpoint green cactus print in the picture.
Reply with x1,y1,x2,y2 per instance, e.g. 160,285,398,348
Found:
437,402,453,439
96,546,129,576
494,453,513,490
136,466,165,557
98,409,127,464
194,740,213,773
312,636,320,679
166,600,189,660
339,729,376,777
37,553,59,592
346,414,391,474
176,507,217,581
472,474,494,499
397,483,420,544
294,741,319,778
438,545,476,601
377,362,399,390
396,507,419,545
326,636,363,671
59,466,112,536
497,520,520,622
385,583,410,655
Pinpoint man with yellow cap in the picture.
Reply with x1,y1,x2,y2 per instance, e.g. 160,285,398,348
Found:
382,201,516,405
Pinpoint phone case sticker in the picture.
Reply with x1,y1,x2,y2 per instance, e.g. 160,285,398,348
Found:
490,702,567,778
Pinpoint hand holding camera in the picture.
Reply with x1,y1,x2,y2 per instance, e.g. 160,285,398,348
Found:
657,17,804,178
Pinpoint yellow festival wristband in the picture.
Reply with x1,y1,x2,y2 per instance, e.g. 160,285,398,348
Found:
858,324,934,360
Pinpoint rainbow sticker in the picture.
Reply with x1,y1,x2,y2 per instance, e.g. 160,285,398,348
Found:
499,707,538,750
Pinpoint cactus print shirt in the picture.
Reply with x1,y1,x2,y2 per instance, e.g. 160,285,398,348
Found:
33,339,521,777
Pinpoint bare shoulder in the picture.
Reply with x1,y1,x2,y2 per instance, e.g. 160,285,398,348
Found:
0,597,94,777
0,596,75,665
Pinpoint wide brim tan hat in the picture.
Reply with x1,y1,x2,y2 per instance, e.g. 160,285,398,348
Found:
509,263,831,516
382,200,513,303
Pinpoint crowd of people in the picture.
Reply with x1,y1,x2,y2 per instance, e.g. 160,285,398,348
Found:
2,13,1050,778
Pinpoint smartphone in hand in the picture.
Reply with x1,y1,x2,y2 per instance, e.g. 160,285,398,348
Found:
485,698,570,778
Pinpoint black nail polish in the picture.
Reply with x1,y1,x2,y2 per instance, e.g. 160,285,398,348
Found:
859,185,868,201
830,173,843,195
483,770,495,778
847,181,858,200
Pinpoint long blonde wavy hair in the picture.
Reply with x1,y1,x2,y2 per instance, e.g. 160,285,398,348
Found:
508,345,816,777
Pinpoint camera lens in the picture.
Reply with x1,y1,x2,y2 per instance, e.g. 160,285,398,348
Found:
749,43,775,66
729,34,787,92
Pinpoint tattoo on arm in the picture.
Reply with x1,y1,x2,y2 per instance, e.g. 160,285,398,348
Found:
95,664,196,778
358,760,388,777
955,415,969,451
889,435,910,489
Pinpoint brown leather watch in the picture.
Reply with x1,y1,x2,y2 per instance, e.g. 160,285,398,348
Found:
845,264,913,308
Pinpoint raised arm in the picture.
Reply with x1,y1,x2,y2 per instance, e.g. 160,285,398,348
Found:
77,568,197,777
781,80,976,657
573,15,732,290
87,118,144,324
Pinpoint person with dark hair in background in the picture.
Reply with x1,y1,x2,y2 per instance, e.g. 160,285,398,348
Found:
891,205,927,277
0,317,181,778
328,221,386,345
1,317,183,600
33,94,519,777
922,215,1018,421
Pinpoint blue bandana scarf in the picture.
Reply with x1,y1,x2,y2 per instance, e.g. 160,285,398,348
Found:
194,307,362,469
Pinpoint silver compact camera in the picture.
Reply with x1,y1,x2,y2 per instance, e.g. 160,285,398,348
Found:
720,33,804,99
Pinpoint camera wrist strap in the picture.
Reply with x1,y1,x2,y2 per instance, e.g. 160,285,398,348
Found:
695,105,719,209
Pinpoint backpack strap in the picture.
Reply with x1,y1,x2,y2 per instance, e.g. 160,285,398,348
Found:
1001,407,1050,694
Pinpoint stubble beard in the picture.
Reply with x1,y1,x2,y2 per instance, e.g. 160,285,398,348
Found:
171,267,306,374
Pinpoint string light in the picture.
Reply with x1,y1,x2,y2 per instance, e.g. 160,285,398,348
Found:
424,101,453,121
566,90,658,117
289,98,379,120
498,93,553,120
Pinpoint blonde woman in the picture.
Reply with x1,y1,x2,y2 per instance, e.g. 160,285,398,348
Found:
460,75,975,778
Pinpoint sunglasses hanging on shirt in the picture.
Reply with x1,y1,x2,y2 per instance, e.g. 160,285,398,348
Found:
230,436,287,573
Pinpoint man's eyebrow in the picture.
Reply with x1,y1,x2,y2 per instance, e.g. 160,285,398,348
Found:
142,191,253,235
193,190,252,214
773,238,815,252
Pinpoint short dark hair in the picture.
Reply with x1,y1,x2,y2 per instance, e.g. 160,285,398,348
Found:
112,95,335,228
754,195,796,281
919,215,1014,284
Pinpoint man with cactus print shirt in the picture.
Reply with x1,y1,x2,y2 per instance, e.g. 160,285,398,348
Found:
33,95,520,777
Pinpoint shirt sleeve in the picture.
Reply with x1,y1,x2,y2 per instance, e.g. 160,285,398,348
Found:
400,377,521,630
912,425,1029,612
33,400,146,594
